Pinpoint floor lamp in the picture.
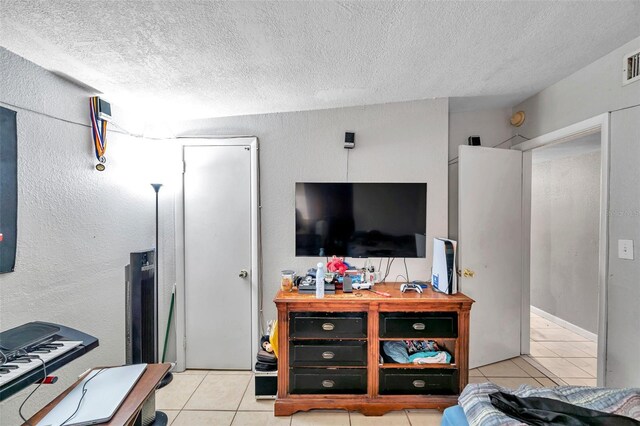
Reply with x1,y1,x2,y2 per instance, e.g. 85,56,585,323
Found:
151,183,173,390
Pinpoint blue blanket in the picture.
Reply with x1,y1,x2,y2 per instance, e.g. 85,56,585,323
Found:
459,383,640,426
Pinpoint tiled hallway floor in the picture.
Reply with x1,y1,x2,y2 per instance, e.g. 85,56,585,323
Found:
157,312,597,425
526,311,598,386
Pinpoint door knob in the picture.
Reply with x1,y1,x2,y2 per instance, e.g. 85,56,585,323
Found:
462,268,475,278
239,270,249,278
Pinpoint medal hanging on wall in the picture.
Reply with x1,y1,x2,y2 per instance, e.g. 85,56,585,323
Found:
89,97,108,171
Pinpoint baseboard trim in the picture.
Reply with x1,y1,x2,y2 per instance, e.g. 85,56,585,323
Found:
530,306,597,342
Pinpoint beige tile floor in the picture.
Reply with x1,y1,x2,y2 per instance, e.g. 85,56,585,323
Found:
156,312,596,425
158,364,554,425
157,369,444,426
525,311,598,387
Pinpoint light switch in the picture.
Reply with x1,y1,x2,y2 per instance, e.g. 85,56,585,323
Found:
618,239,634,260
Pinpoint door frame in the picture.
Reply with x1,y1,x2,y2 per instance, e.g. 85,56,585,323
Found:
174,136,260,372
511,113,610,386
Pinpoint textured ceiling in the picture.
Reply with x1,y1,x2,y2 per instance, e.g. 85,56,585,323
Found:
1,1,639,120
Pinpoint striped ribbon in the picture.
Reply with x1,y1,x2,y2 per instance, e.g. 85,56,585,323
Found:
89,97,107,162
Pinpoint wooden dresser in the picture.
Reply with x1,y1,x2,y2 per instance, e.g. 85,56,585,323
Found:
273,283,474,416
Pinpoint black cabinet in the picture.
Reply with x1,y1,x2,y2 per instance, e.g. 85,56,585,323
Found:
290,312,367,339
379,369,458,395
290,368,367,394
288,312,368,394
379,312,458,338
290,340,367,367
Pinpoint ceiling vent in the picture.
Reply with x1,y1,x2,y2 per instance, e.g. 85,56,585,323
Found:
623,48,640,86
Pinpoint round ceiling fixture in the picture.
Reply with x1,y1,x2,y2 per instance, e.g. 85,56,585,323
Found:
510,111,525,127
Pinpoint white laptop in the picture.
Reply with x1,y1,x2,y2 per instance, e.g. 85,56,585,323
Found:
36,364,147,426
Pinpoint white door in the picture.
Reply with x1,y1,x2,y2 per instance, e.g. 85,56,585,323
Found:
458,145,523,368
184,145,252,369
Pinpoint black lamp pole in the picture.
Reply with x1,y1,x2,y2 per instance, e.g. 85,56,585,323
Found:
151,183,162,361
151,184,173,396
149,183,171,426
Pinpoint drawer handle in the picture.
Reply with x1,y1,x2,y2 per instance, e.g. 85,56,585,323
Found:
322,379,335,388
322,323,335,331
322,351,335,359
413,380,426,388
412,322,426,331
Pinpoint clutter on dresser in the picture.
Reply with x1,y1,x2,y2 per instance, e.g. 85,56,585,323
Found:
326,256,349,274
296,265,338,295
295,256,396,297
400,282,423,293
280,270,295,292
315,262,325,298
287,254,444,301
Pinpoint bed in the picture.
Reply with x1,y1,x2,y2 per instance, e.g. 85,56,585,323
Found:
442,405,469,426
443,382,640,426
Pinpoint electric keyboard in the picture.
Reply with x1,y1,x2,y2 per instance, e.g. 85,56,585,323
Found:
0,322,99,400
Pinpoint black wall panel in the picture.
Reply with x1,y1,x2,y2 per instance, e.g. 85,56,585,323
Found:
0,106,17,273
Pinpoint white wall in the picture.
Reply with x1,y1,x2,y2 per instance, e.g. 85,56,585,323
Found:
530,150,600,334
448,107,513,239
0,48,176,424
607,106,640,387
513,36,640,387
174,99,449,324
513,36,640,138
0,49,449,413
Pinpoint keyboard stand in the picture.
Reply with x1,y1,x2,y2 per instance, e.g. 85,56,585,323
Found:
25,363,171,426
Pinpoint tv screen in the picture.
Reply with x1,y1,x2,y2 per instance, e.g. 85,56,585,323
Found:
295,182,427,258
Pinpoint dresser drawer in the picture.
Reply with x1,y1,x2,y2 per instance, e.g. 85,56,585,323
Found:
290,340,367,367
290,312,367,339
290,368,367,394
379,369,458,395
379,312,457,338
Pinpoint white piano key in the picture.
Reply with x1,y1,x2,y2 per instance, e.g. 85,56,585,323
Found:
0,341,82,386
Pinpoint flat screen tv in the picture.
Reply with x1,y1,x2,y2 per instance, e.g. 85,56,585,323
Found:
295,182,427,258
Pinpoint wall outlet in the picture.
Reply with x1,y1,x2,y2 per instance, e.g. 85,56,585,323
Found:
618,239,634,260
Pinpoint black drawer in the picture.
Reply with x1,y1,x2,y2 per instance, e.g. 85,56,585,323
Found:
379,369,458,395
290,340,367,367
379,312,457,338
290,312,367,339
290,368,367,394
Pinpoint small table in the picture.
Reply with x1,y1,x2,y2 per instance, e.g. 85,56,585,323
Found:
26,363,171,426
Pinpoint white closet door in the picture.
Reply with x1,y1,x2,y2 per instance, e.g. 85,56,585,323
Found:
184,145,252,369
